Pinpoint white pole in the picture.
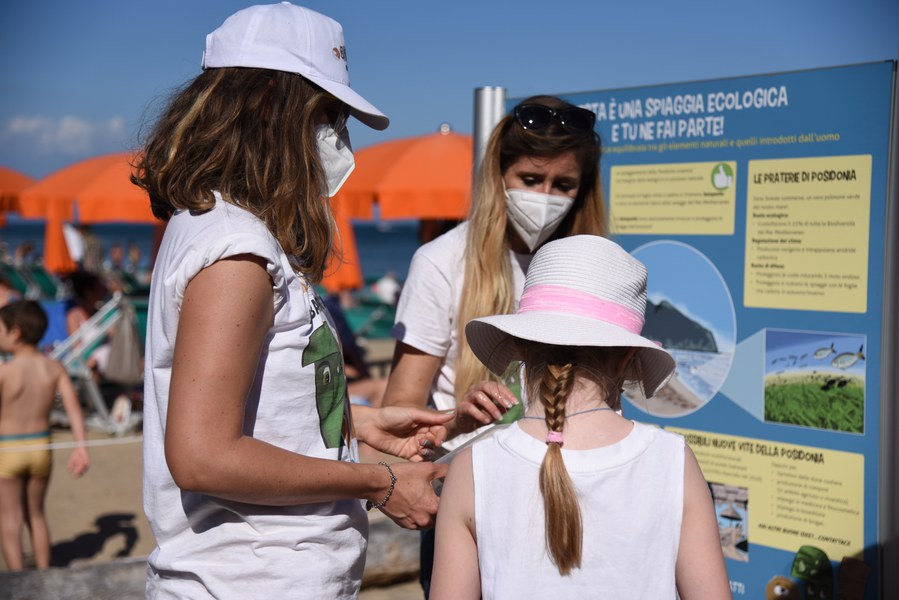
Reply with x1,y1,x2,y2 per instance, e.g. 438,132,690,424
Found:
472,86,506,179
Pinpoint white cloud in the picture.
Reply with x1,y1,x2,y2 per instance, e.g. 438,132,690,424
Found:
3,115,127,155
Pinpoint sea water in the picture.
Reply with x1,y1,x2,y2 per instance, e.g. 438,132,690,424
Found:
2,219,424,347
349,221,420,281
0,219,423,281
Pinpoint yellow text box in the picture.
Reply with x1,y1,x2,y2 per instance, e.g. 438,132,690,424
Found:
669,427,864,560
744,155,871,313
609,161,736,235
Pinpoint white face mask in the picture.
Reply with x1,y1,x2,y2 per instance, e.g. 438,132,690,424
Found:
505,188,575,252
316,124,355,197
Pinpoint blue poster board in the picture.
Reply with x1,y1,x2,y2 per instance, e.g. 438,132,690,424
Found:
511,61,896,599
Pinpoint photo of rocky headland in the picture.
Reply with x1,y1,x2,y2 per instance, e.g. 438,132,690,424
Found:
628,241,736,418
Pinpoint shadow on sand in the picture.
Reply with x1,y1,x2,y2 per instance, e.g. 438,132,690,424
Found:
51,512,139,566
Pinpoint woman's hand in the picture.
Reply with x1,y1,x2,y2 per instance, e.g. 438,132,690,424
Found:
376,461,448,529
353,405,453,461
450,380,519,437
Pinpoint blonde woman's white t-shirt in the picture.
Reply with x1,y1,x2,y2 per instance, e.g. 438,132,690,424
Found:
143,196,366,598
472,421,685,599
392,223,532,450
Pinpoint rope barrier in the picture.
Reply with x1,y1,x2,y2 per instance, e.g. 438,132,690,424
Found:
0,435,143,453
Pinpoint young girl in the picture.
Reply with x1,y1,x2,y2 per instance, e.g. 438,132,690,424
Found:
430,235,732,599
132,4,449,597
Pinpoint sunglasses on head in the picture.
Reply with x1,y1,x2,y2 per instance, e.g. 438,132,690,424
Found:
513,104,596,134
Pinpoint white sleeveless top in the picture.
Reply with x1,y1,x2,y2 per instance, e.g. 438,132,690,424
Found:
143,197,366,598
472,421,685,599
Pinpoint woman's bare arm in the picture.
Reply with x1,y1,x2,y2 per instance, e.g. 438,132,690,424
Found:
382,344,516,441
163,255,444,528
381,342,442,410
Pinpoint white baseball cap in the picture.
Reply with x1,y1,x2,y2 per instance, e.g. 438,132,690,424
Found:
202,2,389,130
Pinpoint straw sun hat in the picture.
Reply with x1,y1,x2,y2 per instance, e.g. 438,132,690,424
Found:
465,235,676,397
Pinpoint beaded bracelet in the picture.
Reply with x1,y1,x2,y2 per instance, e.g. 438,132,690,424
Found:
365,461,397,511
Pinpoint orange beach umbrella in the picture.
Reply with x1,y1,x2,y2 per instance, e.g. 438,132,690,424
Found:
0,166,34,212
0,166,35,226
321,127,473,293
18,153,154,223
321,201,363,294
332,127,473,220
18,153,157,273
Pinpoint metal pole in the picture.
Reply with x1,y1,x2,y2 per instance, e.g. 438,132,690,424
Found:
472,86,507,179
879,61,899,600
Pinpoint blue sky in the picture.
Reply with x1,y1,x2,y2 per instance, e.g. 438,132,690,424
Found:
634,240,736,351
1,0,897,179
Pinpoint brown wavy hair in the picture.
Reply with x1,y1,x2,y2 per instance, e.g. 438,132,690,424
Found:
522,343,633,575
131,67,336,282
454,95,607,400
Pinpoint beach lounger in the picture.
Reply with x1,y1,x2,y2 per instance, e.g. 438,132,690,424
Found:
50,293,143,435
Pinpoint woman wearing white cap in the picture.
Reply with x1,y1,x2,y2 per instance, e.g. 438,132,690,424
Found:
133,3,449,597
383,94,606,595
430,236,731,599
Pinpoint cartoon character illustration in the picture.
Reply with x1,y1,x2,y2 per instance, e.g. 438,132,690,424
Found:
792,545,833,600
302,324,347,448
766,575,799,600
837,556,871,600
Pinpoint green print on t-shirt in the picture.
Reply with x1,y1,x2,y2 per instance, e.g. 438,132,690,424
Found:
301,324,347,448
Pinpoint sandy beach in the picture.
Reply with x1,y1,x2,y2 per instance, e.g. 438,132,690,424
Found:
0,339,428,597
0,427,426,598
0,431,153,570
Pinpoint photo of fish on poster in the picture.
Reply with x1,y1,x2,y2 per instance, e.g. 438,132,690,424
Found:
764,329,866,434
626,241,736,417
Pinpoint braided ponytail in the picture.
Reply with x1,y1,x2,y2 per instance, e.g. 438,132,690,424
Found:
538,360,582,575
521,343,638,574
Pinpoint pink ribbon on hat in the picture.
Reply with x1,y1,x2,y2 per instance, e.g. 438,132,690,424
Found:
545,431,564,446
518,284,644,334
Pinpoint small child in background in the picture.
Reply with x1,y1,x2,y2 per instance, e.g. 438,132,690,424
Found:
0,300,90,570
430,235,731,599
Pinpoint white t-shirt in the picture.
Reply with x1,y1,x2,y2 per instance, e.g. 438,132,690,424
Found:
391,223,532,449
142,196,367,598
473,421,685,599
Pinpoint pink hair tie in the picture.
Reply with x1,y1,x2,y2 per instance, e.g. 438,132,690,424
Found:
545,431,563,446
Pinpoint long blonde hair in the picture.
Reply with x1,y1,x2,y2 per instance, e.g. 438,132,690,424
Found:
132,67,337,282
523,343,633,574
455,96,607,400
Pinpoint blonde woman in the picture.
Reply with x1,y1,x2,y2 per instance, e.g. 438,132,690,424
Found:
382,95,606,594
431,236,731,599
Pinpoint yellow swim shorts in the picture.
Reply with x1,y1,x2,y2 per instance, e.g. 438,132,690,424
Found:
0,432,52,479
